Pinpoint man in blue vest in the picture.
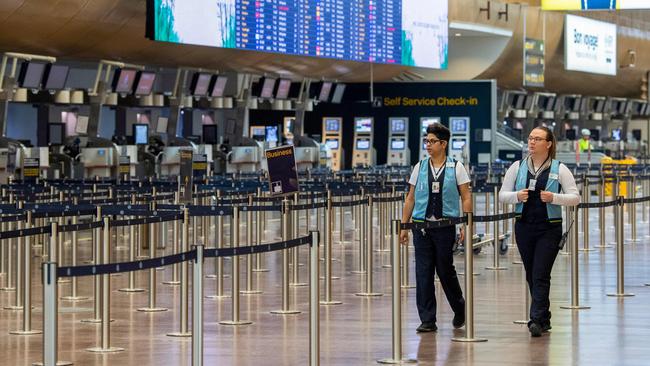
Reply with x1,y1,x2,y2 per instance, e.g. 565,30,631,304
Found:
400,123,472,333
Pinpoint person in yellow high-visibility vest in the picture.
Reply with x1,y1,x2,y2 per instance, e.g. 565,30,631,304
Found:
578,129,592,153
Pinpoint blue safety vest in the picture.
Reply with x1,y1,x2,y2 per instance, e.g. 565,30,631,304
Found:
514,159,562,221
413,156,461,221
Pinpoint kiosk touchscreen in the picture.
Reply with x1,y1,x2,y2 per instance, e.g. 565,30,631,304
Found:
387,117,410,166
449,117,470,163
321,117,343,171
133,124,149,145
420,117,440,159
352,117,375,167
250,126,266,142
265,126,279,148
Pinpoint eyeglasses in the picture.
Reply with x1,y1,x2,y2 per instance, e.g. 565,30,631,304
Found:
527,136,548,143
423,138,443,145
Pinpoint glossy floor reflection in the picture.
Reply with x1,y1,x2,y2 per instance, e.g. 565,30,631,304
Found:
1,203,650,365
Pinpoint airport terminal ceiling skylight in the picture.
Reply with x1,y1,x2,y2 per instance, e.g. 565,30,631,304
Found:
150,0,448,69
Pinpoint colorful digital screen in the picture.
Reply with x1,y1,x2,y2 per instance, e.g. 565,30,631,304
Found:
275,79,292,99
450,118,468,133
325,138,339,150
390,118,407,133
420,117,440,134
324,118,340,132
134,124,149,145
265,126,279,142
356,139,370,150
564,14,617,76
355,118,373,133
390,139,405,150
150,0,449,69
113,69,137,93
261,78,276,98
210,75,228,97
134,71,156,95
191,73,212,96
451,140,466,150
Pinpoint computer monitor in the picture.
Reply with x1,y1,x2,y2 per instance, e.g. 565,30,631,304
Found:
190,72,212,96
589,128,600,141
356,139,370,150
48,123,65,145
133,71,156,95
75,116,89,135
611,129,622,141
259,77,277,98
18,61,46,89
274,79,291,99
324,118,340,132
565,129,576,141
331,83,346,103
265,126,278,142
156,117,168,134
390,139,405,150
42,64,69,90
325,138,339,150
451,140,466,150
250,126,265,137
318,82,333,102
390,118,406,133
450,118,468,133
355,118,372,133
112,68,137,93
203,124,218,144
632,129,641,141
133,124,149,145
209,75,228,97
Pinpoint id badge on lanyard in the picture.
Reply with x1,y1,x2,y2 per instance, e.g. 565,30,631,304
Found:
432,181,440,193
528,179,537,191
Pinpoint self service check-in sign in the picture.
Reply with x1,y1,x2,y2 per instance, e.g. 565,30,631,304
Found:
265,146,300,197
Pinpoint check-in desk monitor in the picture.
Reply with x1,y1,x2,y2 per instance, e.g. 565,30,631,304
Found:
250,126,266,142
420,117,440,159
265,126,279,148
322,117,343,171
449,117,470,163
387,117,410,166
352,117,375,167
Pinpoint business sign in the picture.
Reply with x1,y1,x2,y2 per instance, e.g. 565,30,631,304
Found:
192,154,208,177
265,146,299,197
179,149,193,203
524,38,545,87
23,158,39,180
543,0,650,10
564,15,617,76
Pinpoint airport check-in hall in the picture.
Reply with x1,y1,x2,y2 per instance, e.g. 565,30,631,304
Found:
2,0,650,365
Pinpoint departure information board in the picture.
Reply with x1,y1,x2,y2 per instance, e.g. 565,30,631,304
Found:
151,0,448,69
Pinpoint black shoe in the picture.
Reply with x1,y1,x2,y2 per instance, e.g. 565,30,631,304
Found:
528,322,542,337
541,322,552,332
453,311,465,329
416,322,437,333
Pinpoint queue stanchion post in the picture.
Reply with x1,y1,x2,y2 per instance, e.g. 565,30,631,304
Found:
5,204,24,310
169,207,193,336
81,207,104,323
220,206,253,324
351,193,367,275
607,197,635,297
378,220,417,365
596,180,611,249
192,244,204,366
206,207,229,299
642,178,648,224
119,213,145,292
87,217,124,353
271,199,301,315
400,237,415,289
356,195,382,297
629,176,640,243
11,210,42,335
452,213,487,343
137,202,168,313
1,218,15,292
559,206,570,256
290,193,307,287
206,190,220,279
35,262,72,366
320,190,342,305
580,178,593,251
242,196,262,295
513,267,531,325
253,188,268,272
62,214,91,299
486,186,507,270
561,206,590,310
0,221,6,277
309,231,321,366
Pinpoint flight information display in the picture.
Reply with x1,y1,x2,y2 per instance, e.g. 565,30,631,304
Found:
151,0,448,69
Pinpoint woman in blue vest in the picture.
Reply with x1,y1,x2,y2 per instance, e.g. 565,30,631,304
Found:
499,126,579,337
400,123,472,333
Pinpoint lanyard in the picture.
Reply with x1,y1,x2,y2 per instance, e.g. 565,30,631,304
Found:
530,156,550,179
430,161,444,181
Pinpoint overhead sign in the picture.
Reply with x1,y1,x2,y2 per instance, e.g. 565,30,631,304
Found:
265,146,299,197
543,0,650,10
23,158,39,180
524,38,545,87
564,15,617,76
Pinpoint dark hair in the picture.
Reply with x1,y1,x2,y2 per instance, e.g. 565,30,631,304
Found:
426,123,450,142
533,126,557,159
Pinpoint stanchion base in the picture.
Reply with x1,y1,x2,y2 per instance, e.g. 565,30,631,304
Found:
9,329,42,335
4,305,24,310
625,239,642,244
270,310,301,315
319,300,343,305
32,360,73,366
377,358,417,364
451,336,488,343
355,292,384,297
319,276,340,280
485,267,508,270
457,273,481,277
289,282,308,287
86,346,125,353
118,288,145,293
61,296,91,301
400,285,416,289
136,307,168,312
80,318,114,323
219,320,253,326
512,261,523,265
252,268,270,273
57,279,71,284
606,293,635,297
205,294,230,299
558,252,570,256
382,264,392,268
578,248,595,252
162,281,181,285
374,249,390,253
350,270,367,275
513,320,529,324
167,332,192,337
0,287,16,292
241,290,263,295
560,305,591,309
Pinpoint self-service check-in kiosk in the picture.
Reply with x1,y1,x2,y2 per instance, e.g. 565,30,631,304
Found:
449,117,470,163
322,117,343,171
352,117,375,167
419,117,440,160
387,117,410,166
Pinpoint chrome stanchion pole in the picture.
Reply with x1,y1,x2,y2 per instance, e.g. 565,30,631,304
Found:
63,199,91,299
5,208,24,310
87,217,124,353
399,240,415,289
137,203,168,313
452,213,487,343
351,194,367,275
513,268,531,324
629,176,640,243
580,179,593,251
561,206,590,310
164,193,181,285
119,217,145,292
253,188,268,272
192,245,204,366
169,207,193,335
559,206,570,256
81,207,103,323
271,199,301,315
596,181,611,249
309,231,321,366
486,186,507,270
356,196,382,297
607,197,635,297
1,219,16,292
11,210,42,335
206,208,228,299
220,207,252,325
36,262,72,366
321,191,341,305
291,193,306,287
242,197,261,294
378,220,417,364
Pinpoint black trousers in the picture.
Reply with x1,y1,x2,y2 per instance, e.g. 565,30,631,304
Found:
412,226,465,324
514,221,562,325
